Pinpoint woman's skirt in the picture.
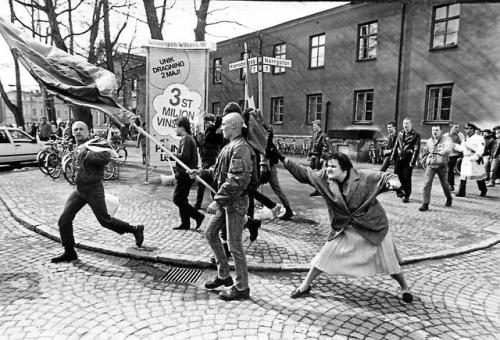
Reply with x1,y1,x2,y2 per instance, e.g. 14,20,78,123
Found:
310,225,402,277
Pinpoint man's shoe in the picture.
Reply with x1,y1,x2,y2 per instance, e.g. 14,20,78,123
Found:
133,224,144,247
309,190,320,197
51,250,78,263
396,189,405,198
401,289,413,303
204,275,234,289
173,224,190,230
271,204,283,218
290,286,311,299
480,190,487,197
246,219,261,242
279,208,293,221
219,286,250,301
195,215,205,230
402,196,410,203
418,204,429,212
445,197,452,207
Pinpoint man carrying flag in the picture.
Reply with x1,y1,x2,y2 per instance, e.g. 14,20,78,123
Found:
52,121,145,263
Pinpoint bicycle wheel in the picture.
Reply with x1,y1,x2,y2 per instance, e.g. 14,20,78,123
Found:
115,147,127,165
103,161,116,180
37,150,51,175
62,155,76,185
45,153,62,179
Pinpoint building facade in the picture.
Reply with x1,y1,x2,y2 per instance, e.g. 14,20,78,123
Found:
208,2,500,157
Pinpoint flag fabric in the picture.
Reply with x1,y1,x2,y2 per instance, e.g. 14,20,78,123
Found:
0,16,136,125
243,43,255,109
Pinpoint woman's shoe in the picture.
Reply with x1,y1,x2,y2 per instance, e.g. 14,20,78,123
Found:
290,286,311,298
401,289,413,303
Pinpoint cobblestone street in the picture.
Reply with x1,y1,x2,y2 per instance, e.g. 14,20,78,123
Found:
1,193,499,339
1,145,499,338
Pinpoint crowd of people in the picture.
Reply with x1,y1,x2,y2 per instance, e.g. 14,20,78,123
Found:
43,102,498,304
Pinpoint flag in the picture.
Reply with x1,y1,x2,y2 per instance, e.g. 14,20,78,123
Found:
0,16,136,125
243,43,255,109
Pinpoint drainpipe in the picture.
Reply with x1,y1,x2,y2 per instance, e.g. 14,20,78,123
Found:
394,4,406,130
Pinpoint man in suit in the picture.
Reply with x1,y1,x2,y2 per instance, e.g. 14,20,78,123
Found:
380,121,398,172
392,118,421,203
308,119,326,196
487,126,500,187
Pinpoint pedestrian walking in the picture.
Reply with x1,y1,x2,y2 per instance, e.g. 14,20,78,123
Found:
455,123,488,197
443,123,465,191
419,125,453,211
380,122,398,172
392,118,421,203
136,122,147,165
38,117,52,141
194,113,223,210
308,119,326,196
190,112,253,301
272,150,413,303
483,129,494,182
262,125,293,220
172,116,205,230
51,121,144,263
487,126,500,187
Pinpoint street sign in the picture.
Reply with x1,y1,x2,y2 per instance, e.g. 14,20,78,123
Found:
262,56,292,68
263,65,271,73
228,60,247,71
250,65,258,74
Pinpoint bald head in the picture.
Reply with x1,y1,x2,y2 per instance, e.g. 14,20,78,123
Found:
72,121,89,143
222,112,246,140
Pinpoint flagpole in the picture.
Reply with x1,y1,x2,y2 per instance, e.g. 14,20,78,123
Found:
130,121,216,194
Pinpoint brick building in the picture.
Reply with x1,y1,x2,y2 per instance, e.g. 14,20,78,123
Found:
208,2,500,159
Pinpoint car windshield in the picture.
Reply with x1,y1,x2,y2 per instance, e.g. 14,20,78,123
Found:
0,130,10,143
8,129,33,142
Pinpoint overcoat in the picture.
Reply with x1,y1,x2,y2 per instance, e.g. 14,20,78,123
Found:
456,134,486,180
284,160,399,246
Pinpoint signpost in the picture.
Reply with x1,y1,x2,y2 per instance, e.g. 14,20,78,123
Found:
228,52,292,111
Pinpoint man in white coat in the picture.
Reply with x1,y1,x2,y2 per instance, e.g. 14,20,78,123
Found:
455,123,487,197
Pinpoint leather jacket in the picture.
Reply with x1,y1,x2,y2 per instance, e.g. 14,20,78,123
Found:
74,139,110,190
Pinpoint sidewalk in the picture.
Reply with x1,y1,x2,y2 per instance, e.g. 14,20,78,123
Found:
1,143,499,271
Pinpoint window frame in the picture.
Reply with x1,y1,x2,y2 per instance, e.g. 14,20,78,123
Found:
424,83,453,123
213,58,222,84
309,33,326,69
352,89,374,125
356,20,378,62
273,43,287,75
306,93,323,124
212,101,222,116
270,96,284,124
430,4,460,51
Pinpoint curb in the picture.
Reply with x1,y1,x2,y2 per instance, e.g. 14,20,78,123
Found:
2,194,499,271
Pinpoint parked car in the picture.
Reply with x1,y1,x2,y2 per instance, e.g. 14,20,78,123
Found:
0,127,45,165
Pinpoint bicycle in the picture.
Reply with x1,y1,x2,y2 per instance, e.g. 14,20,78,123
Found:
45,140,74,179
110,142,127,165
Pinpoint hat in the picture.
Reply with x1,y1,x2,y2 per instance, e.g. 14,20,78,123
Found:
204,113,216,122
493,125,500,131
223,102,242,116
311,119,321,125
176,116,191,131
465,122,479,130
483,129,492,134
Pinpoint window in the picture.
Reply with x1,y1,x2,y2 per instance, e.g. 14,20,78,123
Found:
212,102,222,116
32,108,37,116
213,58,222,84
353,90,373,123
431,4,460,49
273,43,286,74
425,84,453,122
271,97,284,124
357,21,377,60
306,94,322,122
309,34,325,68
9,129,33,142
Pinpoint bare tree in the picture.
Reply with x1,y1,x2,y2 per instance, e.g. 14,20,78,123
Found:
193,0,209,41
143,0,174,40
